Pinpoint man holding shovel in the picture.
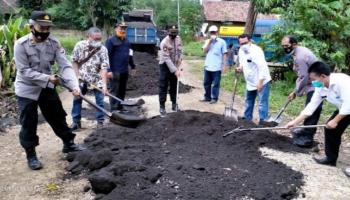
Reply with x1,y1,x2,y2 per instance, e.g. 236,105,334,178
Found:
106,22,136,111
70,27,109,131
14,11,84,170
158,25,183,116
237,34,272,124
285,61,350,177
281,35,322,148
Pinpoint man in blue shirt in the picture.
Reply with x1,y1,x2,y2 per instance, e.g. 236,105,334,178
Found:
105,22,136,111
201,25,228,104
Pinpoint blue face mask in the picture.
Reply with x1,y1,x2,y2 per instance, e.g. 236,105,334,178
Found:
312,80,324,88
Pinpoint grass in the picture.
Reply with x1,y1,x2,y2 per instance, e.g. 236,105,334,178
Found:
56,36,81,55
183,41,205,57
187,58,338,124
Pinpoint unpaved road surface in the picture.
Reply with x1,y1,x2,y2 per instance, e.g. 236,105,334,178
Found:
0,55,349,200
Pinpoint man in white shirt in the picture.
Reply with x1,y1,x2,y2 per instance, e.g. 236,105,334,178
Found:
237,34,272,124
285,61,350,177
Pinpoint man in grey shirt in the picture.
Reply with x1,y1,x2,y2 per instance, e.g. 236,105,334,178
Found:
14,11,84,170
281,35,322,148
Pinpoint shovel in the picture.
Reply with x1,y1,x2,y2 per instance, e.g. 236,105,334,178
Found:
224,74,239,122
58,76,146,128
86,82,145,106
223,124,326,137
266,98,291,126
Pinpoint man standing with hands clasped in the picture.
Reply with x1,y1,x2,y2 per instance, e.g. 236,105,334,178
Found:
285,61,350,177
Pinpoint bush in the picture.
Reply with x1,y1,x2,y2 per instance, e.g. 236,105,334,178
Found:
0,17,30,89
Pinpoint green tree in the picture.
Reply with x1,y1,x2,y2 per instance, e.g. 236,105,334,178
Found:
79,0,132,35
132,0,202,42
267,0,350,72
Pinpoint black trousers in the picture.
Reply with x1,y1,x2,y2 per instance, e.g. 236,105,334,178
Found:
109,72,129,111
325,111,350,162
301,91,323,137
17,88,75,149
158,63,177,106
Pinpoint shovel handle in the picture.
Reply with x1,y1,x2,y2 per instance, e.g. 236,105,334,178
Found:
223,124,326,137
273,99,291,121
58,77,112,117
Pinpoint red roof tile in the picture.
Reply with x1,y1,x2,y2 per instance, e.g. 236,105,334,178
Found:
203,0,278,22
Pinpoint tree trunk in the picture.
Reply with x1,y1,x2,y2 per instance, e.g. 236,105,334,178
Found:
244,1,258,36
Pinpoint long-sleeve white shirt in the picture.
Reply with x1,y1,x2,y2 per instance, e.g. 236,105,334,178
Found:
301,73,350,116
238,44,271,91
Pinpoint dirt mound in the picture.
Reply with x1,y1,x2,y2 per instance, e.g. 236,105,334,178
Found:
66,111,305,200
127,51,193,98
0,92,18,133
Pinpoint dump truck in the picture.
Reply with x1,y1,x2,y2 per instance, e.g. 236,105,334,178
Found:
123,10,158,55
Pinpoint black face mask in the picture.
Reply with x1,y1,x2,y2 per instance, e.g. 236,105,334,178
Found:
32,28,50,41
283,46,294,54
169,34,177,39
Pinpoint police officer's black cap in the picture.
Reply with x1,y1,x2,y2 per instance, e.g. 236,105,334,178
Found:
168,25,178,34
114,21,128,28
30,11,53,26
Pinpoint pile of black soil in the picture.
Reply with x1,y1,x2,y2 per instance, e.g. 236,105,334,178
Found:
66,111,305,200
127,51,193,98
0,92,18,133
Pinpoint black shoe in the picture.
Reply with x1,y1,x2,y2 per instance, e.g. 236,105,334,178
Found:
209,100,217,104
313,156,336,166
70,121,81,131
172,103,179,111
199,99,211,102
25,148,43,170
344,167,350,177
27,156,43,170
160,106,166,116
62,141,85,153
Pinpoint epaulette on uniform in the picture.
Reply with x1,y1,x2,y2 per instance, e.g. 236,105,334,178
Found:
16,34,30,45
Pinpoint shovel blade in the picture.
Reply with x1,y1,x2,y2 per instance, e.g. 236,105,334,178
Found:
120,98,145,106
224,106,238,122
110,111,146,128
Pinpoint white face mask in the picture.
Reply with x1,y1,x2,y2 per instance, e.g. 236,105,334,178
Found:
241,44,250,54
90,41,102,48
210,35,217,40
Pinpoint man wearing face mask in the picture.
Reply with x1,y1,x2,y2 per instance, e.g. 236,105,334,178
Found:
158,25,183,116
281,35,322,148
237,34,272,124
106,22,136,111
14,11,84,170
285,61,350,177
70,27,109,130
201,25,228,104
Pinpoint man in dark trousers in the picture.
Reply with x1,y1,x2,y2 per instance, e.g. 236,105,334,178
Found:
281,35,322,148
14,11,84,170
285,61,350,177
105,22,136,111
158,26,183,116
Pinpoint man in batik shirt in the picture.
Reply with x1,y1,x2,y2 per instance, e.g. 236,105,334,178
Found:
70,27,109,130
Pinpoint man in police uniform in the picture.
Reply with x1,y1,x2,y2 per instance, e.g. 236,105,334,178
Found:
158,25,183,116
14,11,84,170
